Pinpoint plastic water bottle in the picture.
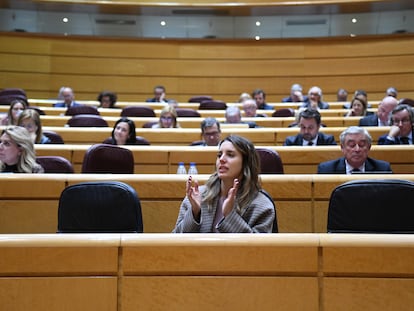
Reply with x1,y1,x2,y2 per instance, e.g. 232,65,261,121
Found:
188,162,198,175
176,162,187,174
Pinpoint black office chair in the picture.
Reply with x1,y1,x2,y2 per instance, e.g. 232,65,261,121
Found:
175,108,201,117
259,189,279,233
57,181,143,233
65,105,100,116
256,148,284,174
36,156,74,173
42,130,65,144
272,108,295,117
67,114,108,127
102,136,150,145
121,106,156,117
327,179,414,233
82,143,134,174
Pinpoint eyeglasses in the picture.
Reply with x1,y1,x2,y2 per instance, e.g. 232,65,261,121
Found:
392,118,411,125
161,116,173,121
309,93,320,96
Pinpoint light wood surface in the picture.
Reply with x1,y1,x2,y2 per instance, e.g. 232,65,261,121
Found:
0,233,413,311
1,174,413,234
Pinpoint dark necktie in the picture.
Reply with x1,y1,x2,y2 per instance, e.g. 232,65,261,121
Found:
307,141,314,146
351,168,361,174
400,137,410,144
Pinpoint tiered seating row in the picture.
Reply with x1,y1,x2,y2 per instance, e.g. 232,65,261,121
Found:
35,145,414,174
35,126,390,145
1,174,413,234
1,233,413,311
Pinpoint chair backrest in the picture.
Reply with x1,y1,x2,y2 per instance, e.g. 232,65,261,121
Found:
142,121,158,128
272,108,295,117
176,108,201,117
327,179,414,233
188,95,213,103
102,136,150,145
57,181,143,233
42,130,65,144
121,106,155,117
65,105,100,116
0,88,27,105
67,114,108,127
199,100,227,110
36,156,74,173
259,189,279,233
82,143,134,174
256,148,284,174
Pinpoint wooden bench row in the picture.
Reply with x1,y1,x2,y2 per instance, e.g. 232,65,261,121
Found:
27,99,380,110
34,126,390,145
1,233,412,311
1,174,413,234
37,115,363,128
35,145,414,174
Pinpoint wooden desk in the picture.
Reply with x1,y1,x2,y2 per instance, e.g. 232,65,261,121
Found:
1,174,413,234
0,233,412,311
35,144,413,175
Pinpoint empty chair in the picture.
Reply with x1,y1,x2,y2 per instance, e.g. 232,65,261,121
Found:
57,181,143,233
36,156,74,173
199,100,227,110
67,114,108,127
102,136,150,145
175,108,201,117
42,130,64,144
0,88,28,105
327,179,414,233
272,108,295,117
188,95,213,103
65,105,99,116
256,148,284,174
121,106,155,117
82,143,134,174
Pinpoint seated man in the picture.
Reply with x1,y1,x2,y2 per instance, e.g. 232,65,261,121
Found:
223,106,257,128
284,108,336,146
282,83,307,103
359,96,398,126
146,85,168,103
318,126,393,174
300,86,329,109
378,104,413,145
54,87,81,108
242,99,266,117
191,117,222,146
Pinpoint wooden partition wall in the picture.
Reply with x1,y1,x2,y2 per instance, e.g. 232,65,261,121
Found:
0,32,413,102
1,233,413,311
1,174,413,234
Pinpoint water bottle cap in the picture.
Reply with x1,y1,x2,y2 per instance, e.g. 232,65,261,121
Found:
178,162,184,165
190,162,195,166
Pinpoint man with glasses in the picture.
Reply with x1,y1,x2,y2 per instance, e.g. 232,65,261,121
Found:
378,104,413,145
317,126,392,174
300,86,329,109
191,117,222,146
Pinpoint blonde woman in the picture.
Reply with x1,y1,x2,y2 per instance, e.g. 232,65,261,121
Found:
0,126,44,173
18,109,51,144
152,105,180,128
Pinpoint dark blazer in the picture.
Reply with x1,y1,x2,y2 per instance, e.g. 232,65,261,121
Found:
282,95,308,103
378,131,413,145
359,113,379,126
53,101,82,108
317,157,392,174
284,132,337,146
145,97,168,103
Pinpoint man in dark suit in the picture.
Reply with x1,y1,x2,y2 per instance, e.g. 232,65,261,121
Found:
53,87,81,108
318,126,392,174
378,104,413,145
284,108,336,146
359,96,398,126
146,85,168,103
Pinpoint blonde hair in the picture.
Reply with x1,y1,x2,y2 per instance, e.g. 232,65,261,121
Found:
18,109,44,143
0,126,43,173
157,105,179,128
